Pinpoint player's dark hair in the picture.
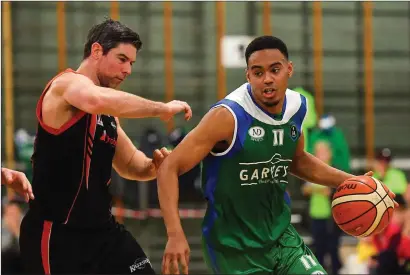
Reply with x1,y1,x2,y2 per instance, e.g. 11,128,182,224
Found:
245,36,289,65
83,18,142,59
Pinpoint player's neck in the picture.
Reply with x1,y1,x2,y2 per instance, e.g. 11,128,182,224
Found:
76,60,101,86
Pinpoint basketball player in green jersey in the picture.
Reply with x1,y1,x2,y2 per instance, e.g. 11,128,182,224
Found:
156,36,397,275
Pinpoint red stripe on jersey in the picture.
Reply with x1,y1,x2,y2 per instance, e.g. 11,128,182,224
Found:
36,69,86,136
41,221,53,274
85,115,97,189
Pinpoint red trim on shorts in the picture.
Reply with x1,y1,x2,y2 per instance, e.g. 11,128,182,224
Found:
41,221,53,275
85,115,97,189
36,68,86,136
64,115,90,224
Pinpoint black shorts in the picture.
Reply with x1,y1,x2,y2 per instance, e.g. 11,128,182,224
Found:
19,211,155,274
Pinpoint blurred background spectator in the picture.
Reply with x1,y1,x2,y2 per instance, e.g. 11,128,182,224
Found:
303,141,342,275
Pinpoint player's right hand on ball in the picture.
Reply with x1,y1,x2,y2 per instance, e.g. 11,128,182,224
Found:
162,232,190,275
161,100,192,122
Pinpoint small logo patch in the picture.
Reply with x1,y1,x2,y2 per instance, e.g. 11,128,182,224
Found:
248,126,265,142
290,123,299,141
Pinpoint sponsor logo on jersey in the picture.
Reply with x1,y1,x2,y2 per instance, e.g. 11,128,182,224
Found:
129,257,151,273
248,126,265,142
97,115,104,127
238,153,292,186
100,130,117,146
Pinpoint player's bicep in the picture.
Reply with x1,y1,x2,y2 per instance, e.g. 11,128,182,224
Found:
162,107,234,176
58,73,101,114
293,132,305,159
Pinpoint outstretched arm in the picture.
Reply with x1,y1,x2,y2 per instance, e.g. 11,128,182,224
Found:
54,72,192,120
290,133,354,188
157,106,235,274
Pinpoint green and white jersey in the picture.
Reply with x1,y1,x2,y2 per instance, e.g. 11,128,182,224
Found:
201,83,308,252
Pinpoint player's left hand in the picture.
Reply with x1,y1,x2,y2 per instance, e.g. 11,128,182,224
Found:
364,170,399,208
153,147,172,169
1,168,35,202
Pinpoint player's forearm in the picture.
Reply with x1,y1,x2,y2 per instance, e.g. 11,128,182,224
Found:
92,87,169,118
157,161,184,236
128,158,156,181
116,152,156,181
290,151,354,188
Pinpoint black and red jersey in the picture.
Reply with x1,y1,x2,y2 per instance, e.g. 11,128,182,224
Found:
30,69,118,228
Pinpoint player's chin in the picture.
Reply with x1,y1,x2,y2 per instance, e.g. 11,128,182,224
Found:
263,99,280,107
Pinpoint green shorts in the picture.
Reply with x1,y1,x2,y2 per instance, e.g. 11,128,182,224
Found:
202,224,326,275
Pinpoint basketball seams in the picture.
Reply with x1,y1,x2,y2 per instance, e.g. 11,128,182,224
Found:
333,191,379,200
359,194,390,237
370,177,390,226
335,198,383,226
332,192,381,207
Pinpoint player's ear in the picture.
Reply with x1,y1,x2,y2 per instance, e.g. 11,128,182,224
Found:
91,42,103,60
246,69,250,82
287,61,294,78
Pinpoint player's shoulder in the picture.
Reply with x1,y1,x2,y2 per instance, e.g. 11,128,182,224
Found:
285,88,308,116
49,70,92,95
286,88,307,104
206,105,235,123
210,83,249,114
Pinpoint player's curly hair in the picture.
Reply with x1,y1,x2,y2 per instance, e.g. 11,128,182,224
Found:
83,18,142,59
245,36,289,65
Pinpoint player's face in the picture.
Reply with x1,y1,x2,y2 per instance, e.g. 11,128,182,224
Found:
96,43,137,88
246,49,293,112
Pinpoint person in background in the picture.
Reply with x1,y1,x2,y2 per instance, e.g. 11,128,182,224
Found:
2,196,26,274
14,129,35,182
373,148,408,197
370,194,410,274
308,114,351,174
293,87,318,151
302,140,342,275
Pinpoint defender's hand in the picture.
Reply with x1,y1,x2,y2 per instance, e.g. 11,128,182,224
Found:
161,100,192,122
153,147,171,169
162,233,190,274
364,171,399,208
1,168,34,202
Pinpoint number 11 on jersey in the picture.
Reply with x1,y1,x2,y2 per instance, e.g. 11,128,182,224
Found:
272,129,284,146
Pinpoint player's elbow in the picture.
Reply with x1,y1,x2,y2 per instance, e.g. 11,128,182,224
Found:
157,158,176,185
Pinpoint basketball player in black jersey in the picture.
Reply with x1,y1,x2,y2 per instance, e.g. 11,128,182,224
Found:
19,19,192,274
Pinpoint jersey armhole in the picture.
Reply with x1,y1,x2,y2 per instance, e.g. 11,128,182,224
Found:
209,104,238,157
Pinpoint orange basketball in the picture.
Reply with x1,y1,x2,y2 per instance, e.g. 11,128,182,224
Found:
331,176,395,237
